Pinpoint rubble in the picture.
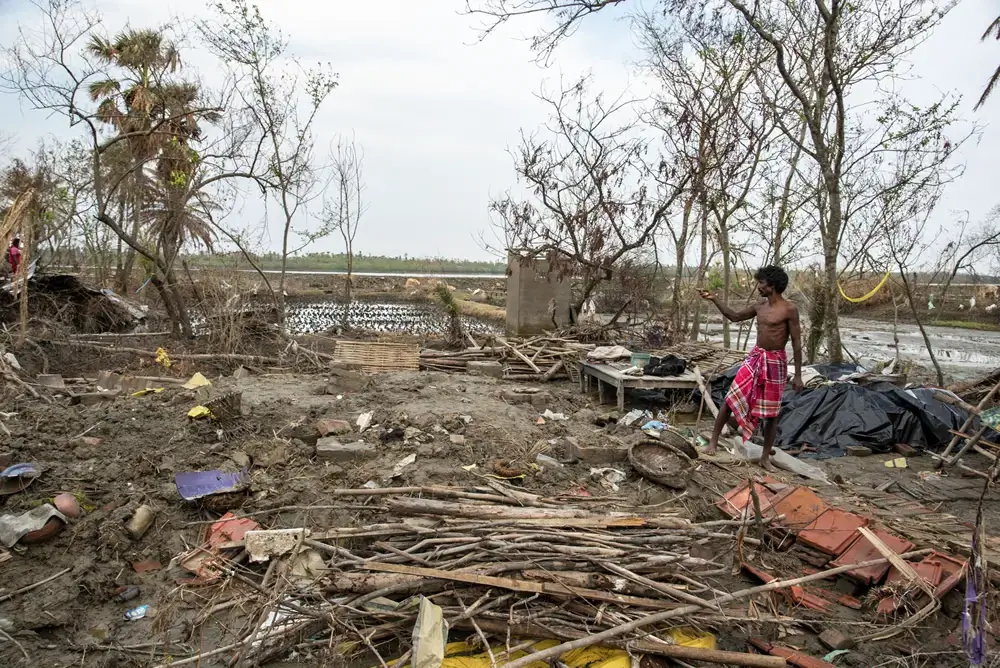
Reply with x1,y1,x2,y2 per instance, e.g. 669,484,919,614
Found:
315,437,374,461
0,327,994,668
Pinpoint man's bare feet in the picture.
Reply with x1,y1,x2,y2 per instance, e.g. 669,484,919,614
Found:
758,456,776,472
704,441,718,455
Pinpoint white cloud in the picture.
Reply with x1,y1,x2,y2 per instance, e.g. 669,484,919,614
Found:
1,0,997,264
0,0,635,260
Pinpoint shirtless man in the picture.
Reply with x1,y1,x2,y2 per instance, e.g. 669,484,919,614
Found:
700,265,804,470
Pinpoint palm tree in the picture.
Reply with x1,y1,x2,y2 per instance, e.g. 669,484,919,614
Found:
86,29,186,292
976,16,1000,110
85,28,218,335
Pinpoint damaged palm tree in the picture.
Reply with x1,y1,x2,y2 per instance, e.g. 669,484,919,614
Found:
434,283,465,348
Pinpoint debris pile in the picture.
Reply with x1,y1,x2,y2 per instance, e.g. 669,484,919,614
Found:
0,274,145,333
151,487,809,667
421,335,595,381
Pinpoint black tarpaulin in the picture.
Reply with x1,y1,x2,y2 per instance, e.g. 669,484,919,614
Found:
701,363,986,459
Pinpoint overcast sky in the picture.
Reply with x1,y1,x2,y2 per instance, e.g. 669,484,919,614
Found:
0,0,998,262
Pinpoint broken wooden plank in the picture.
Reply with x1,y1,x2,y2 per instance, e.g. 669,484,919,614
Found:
362,561,689,611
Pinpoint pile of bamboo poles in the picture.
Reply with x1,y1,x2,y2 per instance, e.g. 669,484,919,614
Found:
420,335,594,381
156,485,923,668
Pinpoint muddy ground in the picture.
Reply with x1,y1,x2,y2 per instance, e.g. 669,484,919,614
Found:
0,339,995,667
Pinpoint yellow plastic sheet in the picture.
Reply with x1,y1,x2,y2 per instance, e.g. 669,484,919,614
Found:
131,388,165,397
386,628,716,668
838,272,891,303
187,405,213,420
434,640,627,668
183,372,212,390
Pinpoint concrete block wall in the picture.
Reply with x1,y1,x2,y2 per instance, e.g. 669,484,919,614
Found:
506,253,571,336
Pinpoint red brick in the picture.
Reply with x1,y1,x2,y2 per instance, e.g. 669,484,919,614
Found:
797,509,867,556
768,486,829,532
830,528,914,584
742,563,777,583
878,560,944,614
787,586,831,612
132,559,163,573
718,480,777,519
749,639,838,668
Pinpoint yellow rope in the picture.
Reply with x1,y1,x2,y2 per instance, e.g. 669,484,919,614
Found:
838,271,891,303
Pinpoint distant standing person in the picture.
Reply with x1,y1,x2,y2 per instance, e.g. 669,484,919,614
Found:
700,266,804,470
6,236,21,277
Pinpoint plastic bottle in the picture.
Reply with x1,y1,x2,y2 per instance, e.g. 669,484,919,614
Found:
125,506,155,540
124,604,150,621
114,585,140,603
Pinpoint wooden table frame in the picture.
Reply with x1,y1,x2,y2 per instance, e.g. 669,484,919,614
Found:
579,361,699,411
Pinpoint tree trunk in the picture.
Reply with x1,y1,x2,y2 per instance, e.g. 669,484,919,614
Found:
773,121,807,264
901,270,944,385
690,198,709,341
822,200,844,363
721,238,732,349
343,248,354,331
278,209,293,328
806,274,825,364
164,266,193,338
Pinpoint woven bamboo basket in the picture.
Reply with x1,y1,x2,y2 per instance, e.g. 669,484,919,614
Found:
629,440,694,490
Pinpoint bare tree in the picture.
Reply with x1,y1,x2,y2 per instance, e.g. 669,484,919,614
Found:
933,207,1000,302
200,0,338,326
486,77,688,316
323,134,367,330
883,211,945,385
467,0,961,365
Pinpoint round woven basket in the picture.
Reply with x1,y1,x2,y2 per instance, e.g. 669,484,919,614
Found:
658,429,699,460
629,440,694,489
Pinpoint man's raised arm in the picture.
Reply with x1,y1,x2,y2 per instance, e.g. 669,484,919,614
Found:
699,290,757,322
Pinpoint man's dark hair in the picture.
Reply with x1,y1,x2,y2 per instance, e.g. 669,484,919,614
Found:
755,265,789,294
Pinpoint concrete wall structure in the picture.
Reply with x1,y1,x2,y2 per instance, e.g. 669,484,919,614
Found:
506,253,571,336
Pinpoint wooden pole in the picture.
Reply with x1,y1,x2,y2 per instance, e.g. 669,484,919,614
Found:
17,224,31,346
935,377,1000,469
498,549,931,668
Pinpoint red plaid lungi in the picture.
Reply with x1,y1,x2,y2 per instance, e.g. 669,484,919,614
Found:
725,346,788,442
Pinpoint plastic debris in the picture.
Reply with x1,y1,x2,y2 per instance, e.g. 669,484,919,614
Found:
131,387,164,397
187,405,212,420
174,469,249,501
590,467,627,492
0,463,41,496
642,420,667,432
823,649,851,663
124,604,151,621
885,457,908,469
535,453,564,469
357,411,374,433
390,453,417,478
125,505,156,540
620,409,646,427
542,410,568,421
0,504,67,547
182,372,212,390
412,596,448,668
114,585,140,602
